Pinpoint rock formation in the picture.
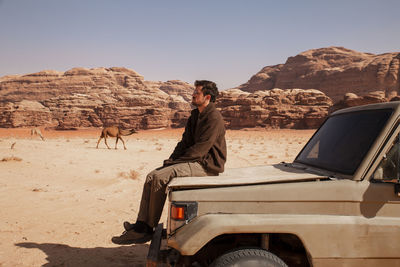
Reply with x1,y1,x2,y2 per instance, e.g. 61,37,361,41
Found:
0,65,335,129
329,91,388,113
0,67,193,129
238,47,400,102
216,88,332,129
2,46,398,130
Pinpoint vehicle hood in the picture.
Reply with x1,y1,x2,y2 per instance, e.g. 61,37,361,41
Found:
168,163,328,190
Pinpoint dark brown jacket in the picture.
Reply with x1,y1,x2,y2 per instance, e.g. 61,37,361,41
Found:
165,103,227,175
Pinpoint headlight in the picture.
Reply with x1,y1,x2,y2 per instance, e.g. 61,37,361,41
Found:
168,201,198,234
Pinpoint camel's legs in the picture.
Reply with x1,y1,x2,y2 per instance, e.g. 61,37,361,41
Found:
119,137,127,150
104,137,111,149
115,137,119,149
30,129,45,141
96,137,102,148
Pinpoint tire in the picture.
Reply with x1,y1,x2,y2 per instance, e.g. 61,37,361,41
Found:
210,248,288,267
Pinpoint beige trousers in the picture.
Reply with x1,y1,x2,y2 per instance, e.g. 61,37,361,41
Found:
137,162,208,228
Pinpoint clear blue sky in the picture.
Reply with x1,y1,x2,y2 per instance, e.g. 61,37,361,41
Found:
1,0,399,89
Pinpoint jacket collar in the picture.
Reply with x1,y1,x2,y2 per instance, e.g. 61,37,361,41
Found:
198,102,215,118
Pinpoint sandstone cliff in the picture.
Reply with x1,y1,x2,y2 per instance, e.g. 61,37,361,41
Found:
0,67,193,129
217,88,332,129
1,66,338,130
2,46,399,130
238,47,400,102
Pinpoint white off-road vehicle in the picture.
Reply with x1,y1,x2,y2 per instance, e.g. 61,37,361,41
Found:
147,102,400,266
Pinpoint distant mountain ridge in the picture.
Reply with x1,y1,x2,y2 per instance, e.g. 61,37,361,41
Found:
237,46,400,101
1,47,399,129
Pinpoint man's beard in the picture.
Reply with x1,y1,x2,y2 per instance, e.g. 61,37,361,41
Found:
192,99,204,107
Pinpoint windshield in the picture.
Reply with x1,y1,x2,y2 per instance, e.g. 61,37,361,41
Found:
295,109,393,175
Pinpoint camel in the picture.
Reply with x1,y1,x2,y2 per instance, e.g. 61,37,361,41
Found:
96,126,137,150
31,128,45,141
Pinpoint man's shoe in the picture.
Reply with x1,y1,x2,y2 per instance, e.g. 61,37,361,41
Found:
123,221,153,233
123,221,134,231
111,229,153,245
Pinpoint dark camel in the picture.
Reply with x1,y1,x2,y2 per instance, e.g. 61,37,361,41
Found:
96,126,137,150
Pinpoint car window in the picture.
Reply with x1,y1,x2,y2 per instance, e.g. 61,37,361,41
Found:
295,109,393,175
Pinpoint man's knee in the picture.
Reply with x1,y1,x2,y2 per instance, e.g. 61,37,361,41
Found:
145,166,174,185
145,169,157,183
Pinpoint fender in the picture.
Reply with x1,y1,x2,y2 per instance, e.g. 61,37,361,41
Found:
168,213,400,260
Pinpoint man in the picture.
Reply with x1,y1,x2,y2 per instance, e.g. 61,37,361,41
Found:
112,80,227,245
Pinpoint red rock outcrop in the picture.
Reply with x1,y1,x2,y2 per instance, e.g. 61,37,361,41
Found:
0,64,336,129
0,67,193,129
329,91,389,113
5,48,395,130
0,100,55,128
216,88,333,129
238,47,400,102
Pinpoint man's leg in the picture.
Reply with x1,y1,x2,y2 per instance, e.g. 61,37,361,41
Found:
112,162,208,245
146,162,208,227
138,162,209,227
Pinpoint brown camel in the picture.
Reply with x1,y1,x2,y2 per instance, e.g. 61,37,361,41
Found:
96,126,137,150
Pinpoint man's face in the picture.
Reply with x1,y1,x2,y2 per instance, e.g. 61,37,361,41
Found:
191,86,209,107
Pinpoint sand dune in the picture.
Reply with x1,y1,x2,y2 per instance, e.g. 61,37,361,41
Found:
0,128,314,266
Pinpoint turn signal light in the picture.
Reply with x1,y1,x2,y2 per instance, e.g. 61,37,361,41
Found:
171,205,185,220
169,202,198,233
170,202,198,221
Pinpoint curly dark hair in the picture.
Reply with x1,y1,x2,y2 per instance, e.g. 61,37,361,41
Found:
194,80,219,103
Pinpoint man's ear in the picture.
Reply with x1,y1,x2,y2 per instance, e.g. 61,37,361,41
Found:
205,94,211,101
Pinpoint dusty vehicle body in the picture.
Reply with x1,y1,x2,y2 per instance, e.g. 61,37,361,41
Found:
148,102,400,266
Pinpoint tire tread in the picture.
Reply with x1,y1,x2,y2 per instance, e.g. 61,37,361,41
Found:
211,248,288,267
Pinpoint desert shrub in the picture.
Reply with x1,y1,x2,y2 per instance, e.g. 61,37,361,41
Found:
118,170,139,180
1,156,22,162
129,170,139,179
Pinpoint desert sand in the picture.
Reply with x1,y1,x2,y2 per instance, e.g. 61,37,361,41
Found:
0,127,314,267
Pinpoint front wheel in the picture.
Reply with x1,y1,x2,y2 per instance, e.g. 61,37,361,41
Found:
210,248,288,267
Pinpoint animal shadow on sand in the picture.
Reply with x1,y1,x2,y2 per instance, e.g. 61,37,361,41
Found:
96,126,137,150
16,242,149,267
